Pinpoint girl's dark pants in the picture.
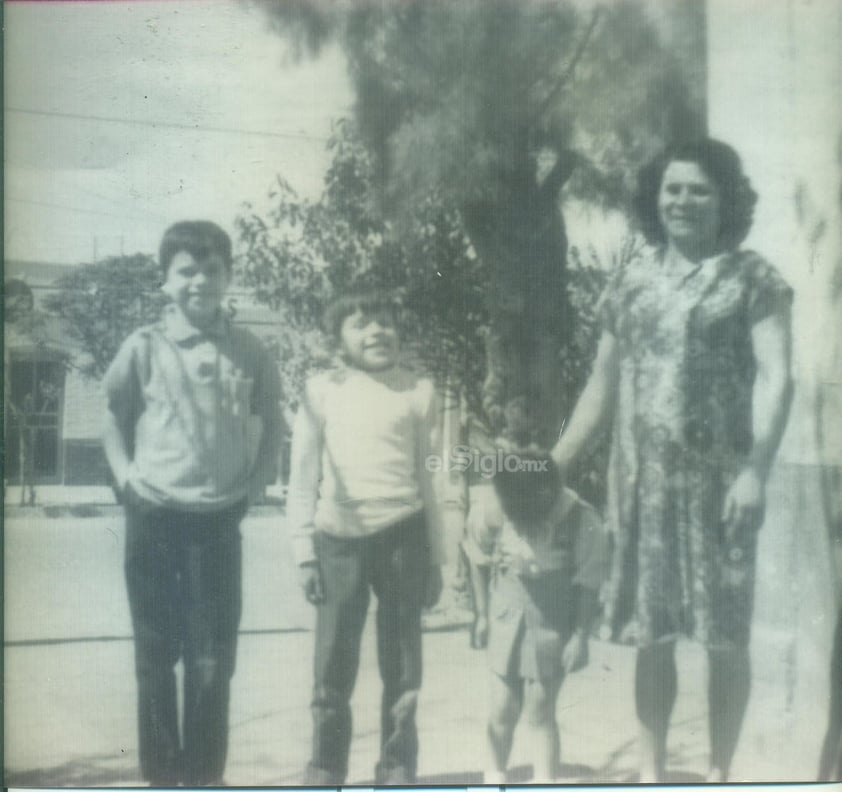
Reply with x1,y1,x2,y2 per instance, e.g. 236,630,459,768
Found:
306,511,429,785
123,486,246,786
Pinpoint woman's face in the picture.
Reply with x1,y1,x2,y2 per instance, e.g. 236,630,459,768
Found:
657,160,721,254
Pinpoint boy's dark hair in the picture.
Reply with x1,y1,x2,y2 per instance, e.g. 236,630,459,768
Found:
492,449,560,535
633,137,758,250
321,288,402,342
159,220,233,276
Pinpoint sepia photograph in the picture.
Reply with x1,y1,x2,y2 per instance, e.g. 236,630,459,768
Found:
4,0,841,786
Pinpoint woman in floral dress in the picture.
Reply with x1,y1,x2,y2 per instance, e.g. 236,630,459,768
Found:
552,139,794,782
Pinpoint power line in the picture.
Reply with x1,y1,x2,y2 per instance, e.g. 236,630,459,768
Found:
6,106,331,142
6,196,161,222
66,181,169,221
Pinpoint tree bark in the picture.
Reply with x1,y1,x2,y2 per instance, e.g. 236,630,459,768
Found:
462,152,574,450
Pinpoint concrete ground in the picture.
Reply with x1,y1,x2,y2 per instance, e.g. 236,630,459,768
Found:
3,466,836,785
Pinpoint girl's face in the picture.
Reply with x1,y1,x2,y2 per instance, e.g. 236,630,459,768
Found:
657,160,721,255
339,308,399,371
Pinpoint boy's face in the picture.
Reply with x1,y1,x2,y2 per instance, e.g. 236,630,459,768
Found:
162,250,230,327
339,308,399,371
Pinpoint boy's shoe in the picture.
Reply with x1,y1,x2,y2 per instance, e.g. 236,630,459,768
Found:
374,763,415,785
303,762,345,786
147,775,180,787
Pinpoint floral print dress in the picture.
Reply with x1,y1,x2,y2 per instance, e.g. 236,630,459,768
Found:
599,246,792,648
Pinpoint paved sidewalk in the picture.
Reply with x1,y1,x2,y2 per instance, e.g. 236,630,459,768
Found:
3,483,289,515
3,459,836,785
3,618,824,786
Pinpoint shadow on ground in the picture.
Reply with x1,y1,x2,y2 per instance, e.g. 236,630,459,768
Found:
41,504,104,519
5,754,141,787
414,762,598,785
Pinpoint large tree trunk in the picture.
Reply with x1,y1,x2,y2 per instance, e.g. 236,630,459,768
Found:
462,152,575,450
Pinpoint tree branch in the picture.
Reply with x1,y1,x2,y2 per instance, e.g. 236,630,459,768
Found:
539,150,580,199
531,7,602,127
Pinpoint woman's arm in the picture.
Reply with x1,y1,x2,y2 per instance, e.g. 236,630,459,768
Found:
722,309,794,536
551,331,619,473
748,309,795,479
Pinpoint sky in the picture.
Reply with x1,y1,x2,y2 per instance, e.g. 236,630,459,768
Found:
4,0,354,265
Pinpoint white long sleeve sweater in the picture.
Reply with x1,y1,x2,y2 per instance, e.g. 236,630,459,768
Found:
286,365,446,566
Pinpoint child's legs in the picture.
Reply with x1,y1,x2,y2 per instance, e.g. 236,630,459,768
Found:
486,672,522,775
180,501,245,785
522,673,563,782
369,513,428,780
309,531,370,782
123,493,183,784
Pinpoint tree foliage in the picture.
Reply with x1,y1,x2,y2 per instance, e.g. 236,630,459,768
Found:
252,0,699,450
236,120,488,413
235,120,610,474
40,254,168,380
256,0,699,212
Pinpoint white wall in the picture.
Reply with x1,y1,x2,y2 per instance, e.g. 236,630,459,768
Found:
708,0,842,462
708,0,842,777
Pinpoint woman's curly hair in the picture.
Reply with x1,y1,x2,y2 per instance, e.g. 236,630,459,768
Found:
633,138,758,250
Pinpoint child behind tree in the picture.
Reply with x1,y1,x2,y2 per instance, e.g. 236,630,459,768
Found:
464,450,608,783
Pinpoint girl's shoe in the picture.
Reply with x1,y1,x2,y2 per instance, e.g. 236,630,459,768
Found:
483,769,507,785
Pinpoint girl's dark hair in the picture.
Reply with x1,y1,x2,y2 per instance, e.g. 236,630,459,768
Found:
633,138,758,249
492,450,560,533
321,289,401,342
159,220,233,275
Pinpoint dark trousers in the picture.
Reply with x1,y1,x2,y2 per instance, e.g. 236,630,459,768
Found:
123,487,245,786
307,511,429,784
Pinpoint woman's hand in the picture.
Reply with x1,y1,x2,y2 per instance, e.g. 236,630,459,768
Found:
721,467,766,541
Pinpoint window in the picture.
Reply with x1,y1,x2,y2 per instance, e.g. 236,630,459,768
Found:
6,357,65,482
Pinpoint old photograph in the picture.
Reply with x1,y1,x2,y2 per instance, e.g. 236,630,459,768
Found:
4,0,841,786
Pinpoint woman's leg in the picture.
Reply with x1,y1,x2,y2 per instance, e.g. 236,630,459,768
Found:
819,605,842,781
522,674,563,782
635,641,677,782
486,672,521,782
707,645,751,781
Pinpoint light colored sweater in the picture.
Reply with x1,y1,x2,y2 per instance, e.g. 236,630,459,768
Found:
286,365,445,566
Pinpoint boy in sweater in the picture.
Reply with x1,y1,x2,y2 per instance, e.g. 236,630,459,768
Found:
286,290,445,785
